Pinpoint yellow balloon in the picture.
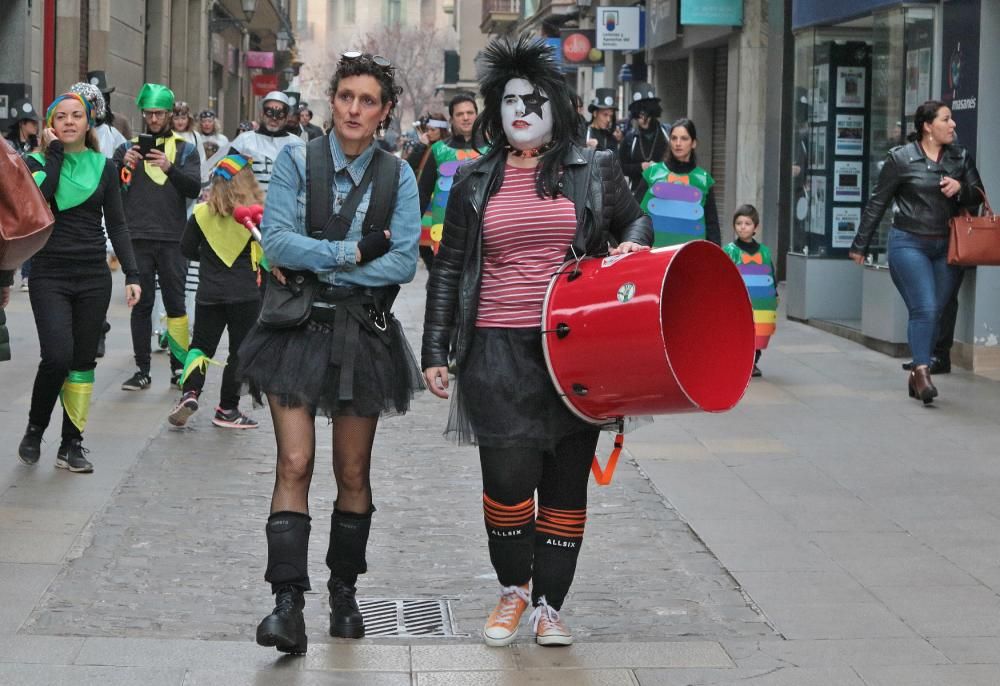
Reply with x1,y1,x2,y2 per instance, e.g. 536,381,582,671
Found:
430,225,443,241
589,48,604,62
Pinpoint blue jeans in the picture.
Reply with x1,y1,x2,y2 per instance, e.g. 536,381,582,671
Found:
887,228,961,368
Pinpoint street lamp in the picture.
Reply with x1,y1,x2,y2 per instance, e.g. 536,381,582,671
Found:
241,0,257,23
276,30,291,52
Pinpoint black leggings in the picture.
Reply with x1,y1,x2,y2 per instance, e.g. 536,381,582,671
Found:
182,300,258,409
130,239,187,373
479,429,599,609
28,272,112,441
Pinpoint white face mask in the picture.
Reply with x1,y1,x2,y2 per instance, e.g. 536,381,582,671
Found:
501,78,553,151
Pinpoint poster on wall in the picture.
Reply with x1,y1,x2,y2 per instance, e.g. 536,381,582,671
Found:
834,114,865,156
834,160,863,202
809,127,827,169
904,48,932,114
812,64,829,122
832,206,861,248
809,176,827,235
941,0,980,155
836,66,866,108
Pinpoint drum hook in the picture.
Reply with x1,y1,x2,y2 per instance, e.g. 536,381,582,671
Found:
567,244,585,282
591,418,626,486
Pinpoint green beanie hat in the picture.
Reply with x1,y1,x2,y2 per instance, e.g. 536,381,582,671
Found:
136,83,175,111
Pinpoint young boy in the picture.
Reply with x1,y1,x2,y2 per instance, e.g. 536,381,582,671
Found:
723,204,777,377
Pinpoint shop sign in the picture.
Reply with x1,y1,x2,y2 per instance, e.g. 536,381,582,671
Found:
792,0,899,31
941,0,980,155
246,51,275,69
559,29,603,64
597,7,644,51
251,74,279,96
647,0,677,49
681,0,742,26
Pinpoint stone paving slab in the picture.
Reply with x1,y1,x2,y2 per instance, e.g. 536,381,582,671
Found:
0,664,187,686
634,666,867,685
181,670,411,686
722,637,948,669
514,641,733,670
416,670,639,686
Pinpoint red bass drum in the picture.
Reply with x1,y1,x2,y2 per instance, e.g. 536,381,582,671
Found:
541,241,756,425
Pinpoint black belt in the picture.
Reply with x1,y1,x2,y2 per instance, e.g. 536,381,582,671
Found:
309,290,386,403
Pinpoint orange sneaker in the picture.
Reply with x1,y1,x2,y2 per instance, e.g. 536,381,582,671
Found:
482,584,530,647
530,597,572,646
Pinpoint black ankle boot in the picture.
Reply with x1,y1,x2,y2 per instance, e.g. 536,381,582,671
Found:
18,424,44,466
256,585,307,654
328,576,365,638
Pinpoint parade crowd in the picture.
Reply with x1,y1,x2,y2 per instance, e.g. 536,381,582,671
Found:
0,32,985,656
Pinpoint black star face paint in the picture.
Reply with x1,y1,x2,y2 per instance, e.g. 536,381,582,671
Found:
501,78,553,151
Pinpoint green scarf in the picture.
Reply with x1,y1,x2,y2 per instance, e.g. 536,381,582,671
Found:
28,150,105,211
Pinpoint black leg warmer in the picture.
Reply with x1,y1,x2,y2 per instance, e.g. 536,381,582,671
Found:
325,506,374,588
265,511,312,593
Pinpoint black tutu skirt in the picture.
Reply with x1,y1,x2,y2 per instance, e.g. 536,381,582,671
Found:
237,314,423,418
446,327,597,450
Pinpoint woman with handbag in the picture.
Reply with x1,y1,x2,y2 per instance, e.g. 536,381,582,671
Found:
422,35,652,647
849,100,984,404
17,92,141,472
237,51,422,655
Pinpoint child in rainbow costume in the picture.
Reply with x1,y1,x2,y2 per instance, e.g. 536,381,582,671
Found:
723,204,777,378
167,153,264,428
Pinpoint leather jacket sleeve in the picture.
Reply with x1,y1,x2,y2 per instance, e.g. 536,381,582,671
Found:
957,153,985,209
421,168,472,369
851,152,900,255
602,152,652,247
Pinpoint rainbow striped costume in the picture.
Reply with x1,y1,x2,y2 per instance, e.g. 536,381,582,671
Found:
420,141,486,252
640,162,715,247
723,241,777,350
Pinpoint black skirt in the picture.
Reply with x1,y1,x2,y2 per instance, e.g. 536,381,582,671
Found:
237,313,423,418
446,327,597,450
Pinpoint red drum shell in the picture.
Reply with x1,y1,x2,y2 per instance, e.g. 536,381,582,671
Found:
541,241,755,424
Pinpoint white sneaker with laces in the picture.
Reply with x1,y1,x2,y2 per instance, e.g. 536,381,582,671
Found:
530,597,572,646
482,584,530,647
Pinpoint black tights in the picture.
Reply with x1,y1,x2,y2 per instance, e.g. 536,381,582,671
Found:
479,429,599,609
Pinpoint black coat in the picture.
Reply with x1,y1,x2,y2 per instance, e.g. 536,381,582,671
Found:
852,141,984,254
421,146,652,370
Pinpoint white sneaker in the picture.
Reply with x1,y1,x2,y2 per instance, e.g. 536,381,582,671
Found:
482,584,530,647
530,597,572,646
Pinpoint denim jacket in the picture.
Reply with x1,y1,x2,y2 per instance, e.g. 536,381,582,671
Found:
259,133,420,288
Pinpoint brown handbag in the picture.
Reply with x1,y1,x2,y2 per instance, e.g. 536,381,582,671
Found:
0,142,55,270
948,187,999,266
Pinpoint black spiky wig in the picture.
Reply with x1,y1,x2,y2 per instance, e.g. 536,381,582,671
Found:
475,34,576,199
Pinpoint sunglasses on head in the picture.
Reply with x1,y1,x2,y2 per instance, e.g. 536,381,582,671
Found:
341,51,392,69
263,106,289,119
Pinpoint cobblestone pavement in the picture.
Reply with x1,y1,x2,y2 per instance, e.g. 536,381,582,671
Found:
21,268,772,647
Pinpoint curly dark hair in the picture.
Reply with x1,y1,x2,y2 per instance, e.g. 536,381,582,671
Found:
476,34,576,199
326,52,402,129
907,99,947,143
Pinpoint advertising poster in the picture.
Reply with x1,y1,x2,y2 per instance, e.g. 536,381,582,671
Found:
904,48,932,114
941,0,980,154
809,126,827,169
832,206,861,248
835,114,865,156
812,63,829,122
834,160,863,202
836,66,866,108
809,176,827,235
597,7,642,51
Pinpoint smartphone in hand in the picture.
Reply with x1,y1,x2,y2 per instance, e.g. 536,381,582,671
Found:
138,133,155,157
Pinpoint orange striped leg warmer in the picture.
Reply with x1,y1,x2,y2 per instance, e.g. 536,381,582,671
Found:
483,493,535,587
532,505,587,610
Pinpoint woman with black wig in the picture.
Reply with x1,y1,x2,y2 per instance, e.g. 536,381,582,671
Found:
238,51,422,654
422,35,652,647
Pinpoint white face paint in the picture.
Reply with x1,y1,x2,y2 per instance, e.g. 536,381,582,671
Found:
501,78,553,151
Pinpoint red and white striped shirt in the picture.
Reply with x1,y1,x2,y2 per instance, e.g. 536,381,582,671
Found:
476,165,577,328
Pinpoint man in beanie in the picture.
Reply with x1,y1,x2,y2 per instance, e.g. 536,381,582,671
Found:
113,83,201,391
617,82,670,202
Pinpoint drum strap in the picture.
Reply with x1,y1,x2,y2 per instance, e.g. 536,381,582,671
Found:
590,432,625,486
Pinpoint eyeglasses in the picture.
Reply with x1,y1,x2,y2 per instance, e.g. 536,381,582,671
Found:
263,106,289,119
341,51,392,69
143,110,169,119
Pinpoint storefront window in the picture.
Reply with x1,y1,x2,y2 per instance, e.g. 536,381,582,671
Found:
789,26,872,259
868,6,936,264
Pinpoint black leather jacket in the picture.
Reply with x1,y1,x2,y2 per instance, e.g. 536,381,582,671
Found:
852,141,984,255
421,145,652,369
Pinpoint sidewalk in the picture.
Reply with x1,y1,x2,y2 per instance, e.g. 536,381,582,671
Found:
2,267,1000,685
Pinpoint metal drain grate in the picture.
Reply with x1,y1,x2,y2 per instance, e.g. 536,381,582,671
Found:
357,597,464,637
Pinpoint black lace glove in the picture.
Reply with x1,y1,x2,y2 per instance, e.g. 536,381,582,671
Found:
356,231,391,264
